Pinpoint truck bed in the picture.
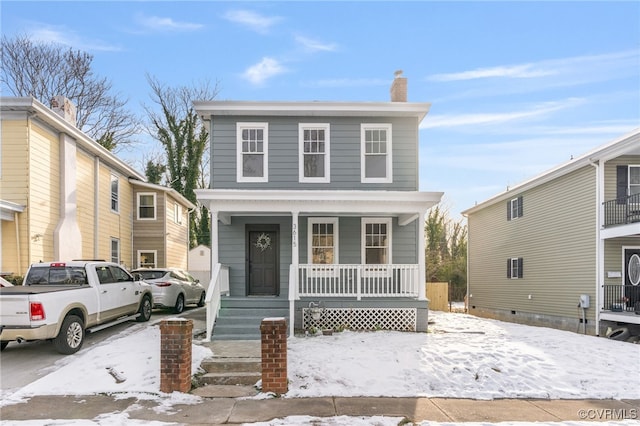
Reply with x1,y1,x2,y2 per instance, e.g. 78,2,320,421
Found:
0,285,87,295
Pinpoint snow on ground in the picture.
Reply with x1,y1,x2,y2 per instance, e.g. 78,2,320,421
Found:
2,311,640,425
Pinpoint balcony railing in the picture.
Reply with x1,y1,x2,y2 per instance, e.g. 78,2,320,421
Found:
602,284,640,312
603,193,640,227
296,263,419,300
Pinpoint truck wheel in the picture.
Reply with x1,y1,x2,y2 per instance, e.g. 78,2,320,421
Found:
136,295,152,322
197,292,205,307
174,294,185,314
54,315,84,354
1,341,8,351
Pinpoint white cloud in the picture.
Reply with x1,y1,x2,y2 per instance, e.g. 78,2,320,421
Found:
29,27,120,52
421,98,585,129
223,10,281,34
294,35,337,52
136,15,204,32
430,64,555,82
303,78,388,89
242,57,286,85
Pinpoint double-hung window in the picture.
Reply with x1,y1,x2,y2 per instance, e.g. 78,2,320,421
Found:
110,174,119,213
137,193,156,220
507,196,523,220
361,123,392,183
237,122,268,182
299,123,330,183
507,257,523,279
110,238,120,264
308,218,338,264
630,166,640,196
174,203,183,225
362,218,392,265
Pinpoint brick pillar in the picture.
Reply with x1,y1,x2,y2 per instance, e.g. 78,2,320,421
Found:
260,317,288,394
160,319,193,393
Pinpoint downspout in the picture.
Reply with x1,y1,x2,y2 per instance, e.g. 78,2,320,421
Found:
589,159,601,336
186,204,196,269
15,212,21,274
462,212,469,313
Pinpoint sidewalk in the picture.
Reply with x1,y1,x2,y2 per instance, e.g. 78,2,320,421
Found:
2,394,639,424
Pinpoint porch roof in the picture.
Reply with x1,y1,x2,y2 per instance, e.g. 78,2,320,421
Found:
195,189,443,224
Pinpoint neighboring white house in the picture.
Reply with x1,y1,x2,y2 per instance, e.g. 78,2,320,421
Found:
188,244,211,289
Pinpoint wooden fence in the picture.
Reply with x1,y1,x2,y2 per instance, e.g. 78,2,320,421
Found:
426,282,449,311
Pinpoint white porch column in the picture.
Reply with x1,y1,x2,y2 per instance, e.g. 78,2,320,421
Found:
210,209,219,265
418,210,427,300
290,210,299,337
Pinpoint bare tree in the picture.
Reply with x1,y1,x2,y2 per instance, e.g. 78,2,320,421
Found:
144,73,219,247
1,34,140,151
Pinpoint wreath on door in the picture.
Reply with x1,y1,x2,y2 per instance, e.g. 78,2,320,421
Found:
255,233,272,251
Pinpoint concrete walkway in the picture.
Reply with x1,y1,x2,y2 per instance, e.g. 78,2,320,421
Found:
2,395,639,424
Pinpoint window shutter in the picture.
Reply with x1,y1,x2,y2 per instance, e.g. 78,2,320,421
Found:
517,196,523,218
507,201,512,221
617,165,628,204
507,259,512,278
517,258,523,278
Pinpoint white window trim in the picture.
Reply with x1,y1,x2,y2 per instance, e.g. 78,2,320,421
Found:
510,198,519,221
299,123,330,183
361,123,392,184
510,257,520,279
174,203,183,225
137,250,158,268
110,174,119,213
237,122,269,183
110,238,120,264
361,217,392,264
307,217,339,264
629,165,640,196
137,192,157,220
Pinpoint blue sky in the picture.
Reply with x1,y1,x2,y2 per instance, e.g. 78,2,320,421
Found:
2,1,639,219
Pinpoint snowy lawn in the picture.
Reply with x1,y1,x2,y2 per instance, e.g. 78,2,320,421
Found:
2,311,639,407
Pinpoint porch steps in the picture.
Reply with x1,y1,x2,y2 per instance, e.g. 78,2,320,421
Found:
212,297,289,340
193,340,261,398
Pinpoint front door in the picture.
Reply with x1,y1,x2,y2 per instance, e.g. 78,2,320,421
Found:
624,248,640,309
246,225,279,296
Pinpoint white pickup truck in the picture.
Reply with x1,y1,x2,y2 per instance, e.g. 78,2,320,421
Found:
0,261,153,354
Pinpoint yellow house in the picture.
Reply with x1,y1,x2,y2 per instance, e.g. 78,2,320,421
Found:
0,96,194,278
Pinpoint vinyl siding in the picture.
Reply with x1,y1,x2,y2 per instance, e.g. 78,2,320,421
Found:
603,238,640,288
165,195,189,269
468,165,597,321
132,190,166,268
1,119,29,274
210,116,419,191
76,149,96,258
28,123,60,264
218,216,292,299
97,165,133,267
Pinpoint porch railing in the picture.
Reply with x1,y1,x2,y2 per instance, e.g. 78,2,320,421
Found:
602,284,640,312
603,193,640,227
297,264,419,300
205,263,229,341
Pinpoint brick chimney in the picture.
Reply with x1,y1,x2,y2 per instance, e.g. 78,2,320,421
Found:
50,96,77,126
390,70,407,102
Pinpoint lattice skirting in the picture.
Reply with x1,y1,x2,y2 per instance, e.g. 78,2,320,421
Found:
302,307,417,332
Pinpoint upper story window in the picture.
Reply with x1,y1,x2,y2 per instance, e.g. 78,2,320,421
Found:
299,123,330,183
110,174,119,213
361,124,392,183
362,218,392,264
237,122,268,182
507,196,523,221
630,165,640,197
174,203,183,225
308,218,338,264
137,193,156,220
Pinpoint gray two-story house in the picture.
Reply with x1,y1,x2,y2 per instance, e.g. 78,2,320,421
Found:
195,73,443,339
463,128,640,337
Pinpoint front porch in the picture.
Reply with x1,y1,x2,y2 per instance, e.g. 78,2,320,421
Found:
601,284,640,325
